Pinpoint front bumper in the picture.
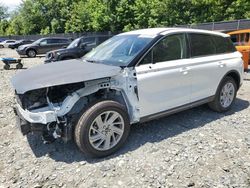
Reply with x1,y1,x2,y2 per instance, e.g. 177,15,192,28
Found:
14,103,57,125
16,49,26,55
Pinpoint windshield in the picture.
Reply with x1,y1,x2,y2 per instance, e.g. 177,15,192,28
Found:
83,34,154,66
67,38,80,49
32,38,43,45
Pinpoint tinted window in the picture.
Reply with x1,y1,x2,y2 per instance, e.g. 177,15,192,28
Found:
58,39,69,43
48,39,68,44
230,34,239,46
212,36,236,54
140,34,187,65
46,39,54,44
98,36,109,44
82,37,96,45
189,33,216,57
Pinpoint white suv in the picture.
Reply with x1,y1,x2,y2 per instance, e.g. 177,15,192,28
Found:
11,28,243,157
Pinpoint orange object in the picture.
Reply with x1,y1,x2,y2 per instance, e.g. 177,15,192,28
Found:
227,29,250,71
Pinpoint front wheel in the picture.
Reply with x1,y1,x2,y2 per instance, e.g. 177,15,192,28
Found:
208,76,237,112
74,100,130,157
27,49,36,58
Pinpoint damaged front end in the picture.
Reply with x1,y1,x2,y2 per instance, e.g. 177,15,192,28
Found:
14,82,88,142
11,60,123,142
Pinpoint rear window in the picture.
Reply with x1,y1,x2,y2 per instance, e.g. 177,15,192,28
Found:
212,36,236,54
189,33,216,57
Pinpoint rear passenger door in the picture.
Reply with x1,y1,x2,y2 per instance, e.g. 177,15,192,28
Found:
188,33,233,102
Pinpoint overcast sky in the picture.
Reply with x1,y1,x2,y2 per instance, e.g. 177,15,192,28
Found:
0,0,22,10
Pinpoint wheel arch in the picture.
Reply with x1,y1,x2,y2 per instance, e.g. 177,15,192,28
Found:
26,48,37,54
213,70,241,102
223,70,241,90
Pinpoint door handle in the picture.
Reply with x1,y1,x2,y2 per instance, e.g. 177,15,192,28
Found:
218,62,225,68
180,67,190,75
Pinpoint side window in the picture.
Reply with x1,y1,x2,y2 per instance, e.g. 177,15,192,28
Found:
230,35,238,45
48,39,63,44
81,37,96,46
98,36,109,44
140,34,187,65
40,39,48,45
245,33,250,44
59,39,69,44
239,33,245,45
212,36,236,54
189,33,216,57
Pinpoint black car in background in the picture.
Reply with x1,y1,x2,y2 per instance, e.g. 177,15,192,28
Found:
16,37,71,58
44,35,112,63
9,39,34,49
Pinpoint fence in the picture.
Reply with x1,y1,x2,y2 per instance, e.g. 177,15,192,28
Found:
177,19,250,32
1,19,249,40
0,31,117,40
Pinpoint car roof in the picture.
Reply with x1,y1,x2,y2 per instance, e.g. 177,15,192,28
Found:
119,27,229,37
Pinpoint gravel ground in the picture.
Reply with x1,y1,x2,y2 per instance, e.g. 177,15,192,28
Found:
0,48,250,188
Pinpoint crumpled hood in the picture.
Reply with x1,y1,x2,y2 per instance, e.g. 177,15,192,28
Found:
11,59,121,94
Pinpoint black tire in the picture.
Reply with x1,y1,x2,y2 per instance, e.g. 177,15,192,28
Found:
0,45,4,48
16,63,23,69
208,76,237,112
75,100,130,157
27,49,36,58
3,64,10,70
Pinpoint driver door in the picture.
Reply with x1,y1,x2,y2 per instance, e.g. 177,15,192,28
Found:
135,33,192,118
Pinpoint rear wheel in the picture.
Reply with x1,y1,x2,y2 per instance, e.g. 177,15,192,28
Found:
74,100,130,157
27,49,36,58
16,63,23,69
0,45,4,48
208,76,237,112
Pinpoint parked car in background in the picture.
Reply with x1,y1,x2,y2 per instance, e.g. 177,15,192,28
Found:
45,35,112,63
16,37,71,57
9,39,34,49
0,38,6,42
228,29,250,71
0,40,16,48
11,28,243,157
